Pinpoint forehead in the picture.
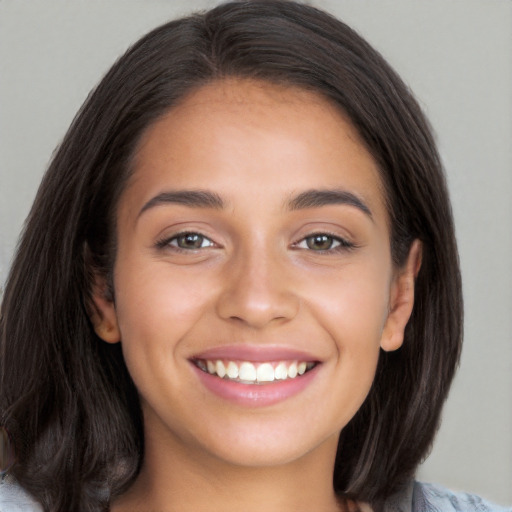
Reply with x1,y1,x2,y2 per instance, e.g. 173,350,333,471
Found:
136,79,369,161
124,78,388,226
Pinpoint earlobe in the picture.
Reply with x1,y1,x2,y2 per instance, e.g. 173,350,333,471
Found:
380,240,422,352
88,275,121,344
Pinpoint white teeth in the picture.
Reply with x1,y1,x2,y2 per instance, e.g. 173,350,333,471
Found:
274,362,288,380
239,362,257,381
256,363,275,382
226,361,239,379
198,359,315,384
288,362,298,379
215,360,226,378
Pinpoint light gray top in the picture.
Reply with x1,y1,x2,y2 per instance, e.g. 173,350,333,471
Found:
385,480,511,512
0,475,42,512
0,473,510,511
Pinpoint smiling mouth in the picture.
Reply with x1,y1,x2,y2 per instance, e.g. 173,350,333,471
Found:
192,359,317,384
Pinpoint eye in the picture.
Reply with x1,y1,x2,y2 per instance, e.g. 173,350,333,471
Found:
295,233,353,252
158,232,215,250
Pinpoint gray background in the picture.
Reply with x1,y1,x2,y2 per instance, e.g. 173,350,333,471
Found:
0,0,511,505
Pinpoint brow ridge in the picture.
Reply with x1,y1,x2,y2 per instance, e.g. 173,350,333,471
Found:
287,189,372,218
138,187,372,219
138,189,225,217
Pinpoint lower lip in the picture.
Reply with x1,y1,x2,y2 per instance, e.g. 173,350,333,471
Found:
192,363,320,407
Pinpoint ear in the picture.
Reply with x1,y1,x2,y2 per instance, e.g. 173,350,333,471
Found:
88,274,121,344
380,239,422,352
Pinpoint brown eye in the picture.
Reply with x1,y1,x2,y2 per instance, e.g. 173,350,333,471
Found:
171,233,213,250
294,233,353,252
305,234,335,251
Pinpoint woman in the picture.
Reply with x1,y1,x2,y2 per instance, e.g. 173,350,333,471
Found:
0,1,509,511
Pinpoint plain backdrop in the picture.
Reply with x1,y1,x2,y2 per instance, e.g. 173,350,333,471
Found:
0,0,511,505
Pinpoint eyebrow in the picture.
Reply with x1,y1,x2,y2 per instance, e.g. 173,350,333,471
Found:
286,189,373,218
138,190,225,217
137,187,372,219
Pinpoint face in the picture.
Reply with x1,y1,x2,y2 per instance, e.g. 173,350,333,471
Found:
93,79,418,470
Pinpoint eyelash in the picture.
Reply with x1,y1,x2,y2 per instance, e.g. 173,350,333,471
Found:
156,231,355,254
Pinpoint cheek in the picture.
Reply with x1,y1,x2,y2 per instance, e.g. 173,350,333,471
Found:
111,262,217,402
303,262,391,344
113,260,217,350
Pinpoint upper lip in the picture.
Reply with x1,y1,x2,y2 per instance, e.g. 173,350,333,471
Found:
191,345,320,363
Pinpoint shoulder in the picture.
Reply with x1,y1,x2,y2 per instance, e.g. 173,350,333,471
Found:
412,481,511,512
0,475,43,512
383,480,511,512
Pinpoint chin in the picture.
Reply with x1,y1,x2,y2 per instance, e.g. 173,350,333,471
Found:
193,421,340,469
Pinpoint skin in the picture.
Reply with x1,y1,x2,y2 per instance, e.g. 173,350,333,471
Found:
92,79,421,512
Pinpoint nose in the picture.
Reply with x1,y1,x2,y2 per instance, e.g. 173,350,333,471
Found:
215,248,300,329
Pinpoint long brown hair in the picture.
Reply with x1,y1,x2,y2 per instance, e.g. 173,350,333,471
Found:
0,1,462,510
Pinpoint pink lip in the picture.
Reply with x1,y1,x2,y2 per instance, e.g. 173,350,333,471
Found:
192,345,319,363
191,361,320,407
